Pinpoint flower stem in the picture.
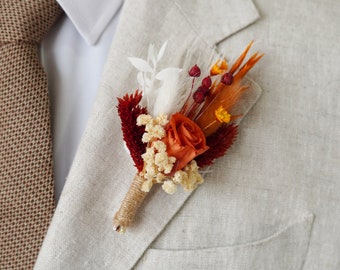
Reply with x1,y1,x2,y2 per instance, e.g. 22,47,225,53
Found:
113,174,147,233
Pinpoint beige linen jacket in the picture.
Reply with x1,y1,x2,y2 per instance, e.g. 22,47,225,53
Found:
35,0,340,269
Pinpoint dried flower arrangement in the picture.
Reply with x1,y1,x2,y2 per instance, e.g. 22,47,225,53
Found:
113,41,263,233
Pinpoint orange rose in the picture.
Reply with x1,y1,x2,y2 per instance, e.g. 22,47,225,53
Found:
162,113,208,171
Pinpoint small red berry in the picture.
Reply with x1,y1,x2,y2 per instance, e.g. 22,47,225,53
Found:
193,89,205,103
188,65,201,77
197,86,209,95
221,72,234,85
202,76,212,88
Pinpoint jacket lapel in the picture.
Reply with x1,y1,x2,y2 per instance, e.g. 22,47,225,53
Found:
36,0,260,269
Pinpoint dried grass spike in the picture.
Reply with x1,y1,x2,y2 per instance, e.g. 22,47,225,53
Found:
229,40,254,74
117,90,148,172
195,124,238,168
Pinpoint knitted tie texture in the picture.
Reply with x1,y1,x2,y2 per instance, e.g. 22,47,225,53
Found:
0,1,62,269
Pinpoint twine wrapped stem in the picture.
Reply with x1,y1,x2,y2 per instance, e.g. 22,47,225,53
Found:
113,174,147,233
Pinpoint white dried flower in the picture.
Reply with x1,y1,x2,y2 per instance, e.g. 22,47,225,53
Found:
156,114,169,126
173,170,188,184
156,173,165,183
141,148,155,161
155,152,169,168
142,133,152,143
162,180,177,194
144,123,153,132
154,151,176,174
141,180,153,192
185,173,198,191
163,164,173,174
147,124,165,139
187,160,201,173
137,114,153,126
140,114,167,143
152,141,167,152
145,163,157,178
168,156,176,164
171,161,204,192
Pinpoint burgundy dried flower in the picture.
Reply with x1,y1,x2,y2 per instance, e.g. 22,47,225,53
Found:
195,124,238,168
200,86,209,95
193,88,206,103
221,72,234,85
193,84,210,104
117,90,148,172
202,76,212,88
188,64,201,77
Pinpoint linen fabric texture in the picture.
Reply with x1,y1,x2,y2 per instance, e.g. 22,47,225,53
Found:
36,0,340,269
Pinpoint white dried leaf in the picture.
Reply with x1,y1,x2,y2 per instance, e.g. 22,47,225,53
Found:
137,72,144,86
148,44,156,66
145,78,151,87
157,41,168,61
128,57,153,73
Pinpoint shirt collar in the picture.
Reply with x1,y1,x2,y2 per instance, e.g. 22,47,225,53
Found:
57,0,123,45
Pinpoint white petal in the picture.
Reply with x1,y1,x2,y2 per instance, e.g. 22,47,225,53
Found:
128,57,153,73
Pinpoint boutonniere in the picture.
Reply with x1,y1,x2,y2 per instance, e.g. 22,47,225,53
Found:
113,41,263,233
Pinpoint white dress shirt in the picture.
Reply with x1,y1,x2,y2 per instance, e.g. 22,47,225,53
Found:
41,0,123,201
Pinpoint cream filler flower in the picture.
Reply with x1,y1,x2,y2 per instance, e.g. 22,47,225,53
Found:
173,160,204,192
162,180,177,194
138,114,168,143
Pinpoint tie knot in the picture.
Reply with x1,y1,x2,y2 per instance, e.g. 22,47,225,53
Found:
0,0,63,45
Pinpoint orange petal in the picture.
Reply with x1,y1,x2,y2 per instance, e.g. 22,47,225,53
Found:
210,59,228,76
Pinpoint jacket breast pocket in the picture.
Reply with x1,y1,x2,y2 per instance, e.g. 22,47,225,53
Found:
135,211,314,270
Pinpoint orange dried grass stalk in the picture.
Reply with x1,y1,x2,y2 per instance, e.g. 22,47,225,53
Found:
195,81,247,136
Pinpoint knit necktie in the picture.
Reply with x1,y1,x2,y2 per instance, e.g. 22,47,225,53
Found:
0,1,62,268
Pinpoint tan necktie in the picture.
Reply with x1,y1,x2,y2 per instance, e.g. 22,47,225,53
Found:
0,1,62,268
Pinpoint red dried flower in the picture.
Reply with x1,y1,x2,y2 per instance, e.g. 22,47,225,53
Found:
193,88,206,103
221,72,234,85
195,124,238,168
202,76,212,88
117,90,148,172
188,64,201,77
